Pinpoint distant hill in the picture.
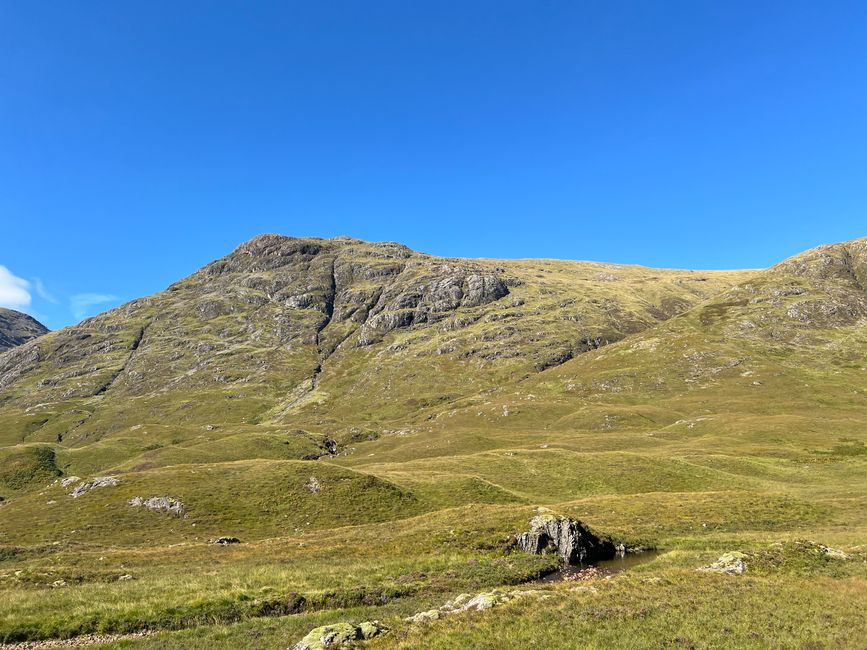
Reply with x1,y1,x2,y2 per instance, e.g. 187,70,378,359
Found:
0,307,48,353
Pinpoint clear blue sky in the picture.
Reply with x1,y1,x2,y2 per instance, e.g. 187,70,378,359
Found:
1,1,865,329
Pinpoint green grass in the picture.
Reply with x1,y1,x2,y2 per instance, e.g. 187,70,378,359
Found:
0,236,866,647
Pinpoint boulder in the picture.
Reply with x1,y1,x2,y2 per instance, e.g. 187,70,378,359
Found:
516,514,615,564
291,621,385,650
129,496,186,516
356,622,381,640
699,552,747,575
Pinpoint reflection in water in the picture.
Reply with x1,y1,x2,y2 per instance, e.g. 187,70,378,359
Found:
539,550,662,583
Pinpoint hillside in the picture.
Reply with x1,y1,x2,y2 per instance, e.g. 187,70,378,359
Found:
0,235,750,474
0,236,864,649
0,308,47,353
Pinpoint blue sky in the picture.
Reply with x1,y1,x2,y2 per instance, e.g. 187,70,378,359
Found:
1,1,865,329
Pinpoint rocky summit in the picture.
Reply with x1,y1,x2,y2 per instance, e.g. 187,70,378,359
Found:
0,307,48,353
0,235,865,649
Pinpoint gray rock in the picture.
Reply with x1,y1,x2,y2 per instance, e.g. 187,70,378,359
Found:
404,609,440,623
405,588,548,624
129,496,185,516
516,514,615,564
68,476,119,498
698,552,747,575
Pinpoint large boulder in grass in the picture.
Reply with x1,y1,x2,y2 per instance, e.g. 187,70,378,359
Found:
291,621,385,650
516,514,615,565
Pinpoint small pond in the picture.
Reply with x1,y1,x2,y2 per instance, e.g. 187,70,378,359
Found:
539,549,663,583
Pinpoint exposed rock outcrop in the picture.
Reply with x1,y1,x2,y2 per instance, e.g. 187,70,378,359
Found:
291,620,385,650
698,552,747,575
67,476,119,498
516,514,615,564
404,589,550,624
129,496,185,516
355,266,510,347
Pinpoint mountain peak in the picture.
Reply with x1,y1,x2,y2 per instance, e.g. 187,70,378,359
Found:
0,308,49,353
772,237,867,290
233,233,414,257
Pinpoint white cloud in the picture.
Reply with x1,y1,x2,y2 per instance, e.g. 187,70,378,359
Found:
70,293,118,320
33,277,58,304
0,265,32,311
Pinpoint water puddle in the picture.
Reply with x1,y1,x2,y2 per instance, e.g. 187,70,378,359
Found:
538,550,662,583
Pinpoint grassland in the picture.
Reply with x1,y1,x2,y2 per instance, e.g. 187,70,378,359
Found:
0,236,865,648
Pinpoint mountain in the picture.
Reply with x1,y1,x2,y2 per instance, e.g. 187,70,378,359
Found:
0,307,48,353
1,236,864,649
0,234,750,465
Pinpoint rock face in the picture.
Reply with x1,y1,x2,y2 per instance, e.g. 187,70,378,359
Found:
0,308,48,353
291,620,385,650
516,514,615,565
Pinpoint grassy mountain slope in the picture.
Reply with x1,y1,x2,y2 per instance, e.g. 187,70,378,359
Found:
0,236,864,649
0,235,749,475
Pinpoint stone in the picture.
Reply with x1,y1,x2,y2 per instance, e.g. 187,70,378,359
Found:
291,621,385,650
818,544,848,560
68,476,119,498
356,621,382,640
405,588,547,625
292,622,357,650
209,536,241,545
129,496,185,516
404,609,440,623
305,476,322,493
516,514,616,564
461,592,507,611
699,552,748,575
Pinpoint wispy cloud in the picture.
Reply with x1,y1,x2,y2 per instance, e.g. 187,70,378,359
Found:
0,265,32,311
33,277,58,304
70,293,118,320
